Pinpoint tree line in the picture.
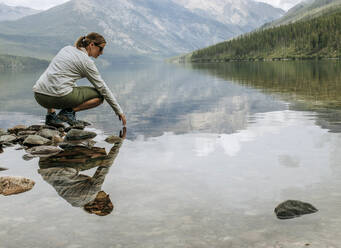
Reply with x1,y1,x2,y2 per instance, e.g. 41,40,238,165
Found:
191,9,341,62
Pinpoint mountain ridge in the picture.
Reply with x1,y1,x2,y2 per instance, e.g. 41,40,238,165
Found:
0,0,284,62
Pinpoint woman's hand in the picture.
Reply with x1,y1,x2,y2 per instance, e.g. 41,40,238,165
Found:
118,113,127,126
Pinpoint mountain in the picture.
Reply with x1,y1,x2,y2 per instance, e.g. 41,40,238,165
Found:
0,0,284,61
0,3,40,21
173,0,284,31
263,0,341,28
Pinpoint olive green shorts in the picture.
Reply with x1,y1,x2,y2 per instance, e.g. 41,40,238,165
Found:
34,86,103,109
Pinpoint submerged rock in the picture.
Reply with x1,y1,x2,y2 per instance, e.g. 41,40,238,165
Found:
23,135,51,146
0,134,17,144
274,200,318,219
65,129,96,141
0,176,35,196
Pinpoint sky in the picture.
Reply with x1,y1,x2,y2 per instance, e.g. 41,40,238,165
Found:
0,0,303,11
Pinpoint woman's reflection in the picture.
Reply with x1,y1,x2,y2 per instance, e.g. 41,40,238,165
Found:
37,128,126,216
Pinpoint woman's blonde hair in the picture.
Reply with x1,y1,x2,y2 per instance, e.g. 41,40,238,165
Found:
75,32,106,49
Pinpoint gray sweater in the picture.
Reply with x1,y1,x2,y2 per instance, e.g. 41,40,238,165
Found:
33,46,123,115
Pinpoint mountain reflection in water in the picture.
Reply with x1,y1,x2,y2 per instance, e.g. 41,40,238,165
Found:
37,129,125,216
188,60,341,133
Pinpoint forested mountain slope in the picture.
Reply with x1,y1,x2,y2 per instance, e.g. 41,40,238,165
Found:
188,9,341,62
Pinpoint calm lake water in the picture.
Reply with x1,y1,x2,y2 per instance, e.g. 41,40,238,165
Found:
1,61,341,247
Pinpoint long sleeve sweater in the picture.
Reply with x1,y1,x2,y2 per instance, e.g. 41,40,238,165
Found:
33,45,123,115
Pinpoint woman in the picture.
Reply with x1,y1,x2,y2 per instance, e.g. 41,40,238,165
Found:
33,32,126,127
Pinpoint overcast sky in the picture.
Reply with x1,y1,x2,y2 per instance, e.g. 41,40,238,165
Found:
0,0,303,11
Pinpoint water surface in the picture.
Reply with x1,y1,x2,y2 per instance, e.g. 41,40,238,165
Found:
1,61,341,247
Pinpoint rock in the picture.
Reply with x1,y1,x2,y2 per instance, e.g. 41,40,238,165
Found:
42,125,58,130
52,135,64,144
7,125,27,134
0,134,17,144
38,129,60,140
23,135,51,146
0,146,3,153
0,128,7,136
1,142,14,147
22,154,34,161
0,167,8,171
65,129,96,141
105,135,122,144
65,124,85,132
26,145,63,158
27,125,44,131
274,200,318,219
58,127,65,133
0,176,35,196
77,120,91,126
17,130,37,136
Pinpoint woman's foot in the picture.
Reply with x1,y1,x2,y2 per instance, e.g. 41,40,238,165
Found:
45,112,65,128
57,108,77,125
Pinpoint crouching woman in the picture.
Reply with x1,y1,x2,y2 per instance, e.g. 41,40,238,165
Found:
33,32,126,127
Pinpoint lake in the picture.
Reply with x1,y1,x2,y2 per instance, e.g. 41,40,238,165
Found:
1,60,341,247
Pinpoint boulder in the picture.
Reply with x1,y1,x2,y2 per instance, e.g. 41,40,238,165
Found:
23,135,51,146
65,129,96,141
0,176,35,196
274,200,318,219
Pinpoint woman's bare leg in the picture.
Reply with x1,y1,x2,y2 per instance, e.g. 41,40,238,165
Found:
73,98,103,112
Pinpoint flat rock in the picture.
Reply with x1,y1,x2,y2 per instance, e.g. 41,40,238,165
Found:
0,176,35,196
65,124,85,132
17,130,37,136
105,135,122,144
0,134,17,144
23,135,51,146
38,129,61,140
27,125,44,131
7,125,27,134
274,200,318,219
0,128,7,136
65,129,96,141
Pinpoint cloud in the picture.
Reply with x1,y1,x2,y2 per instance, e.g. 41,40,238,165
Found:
0,0,69,10
255,0,303,10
